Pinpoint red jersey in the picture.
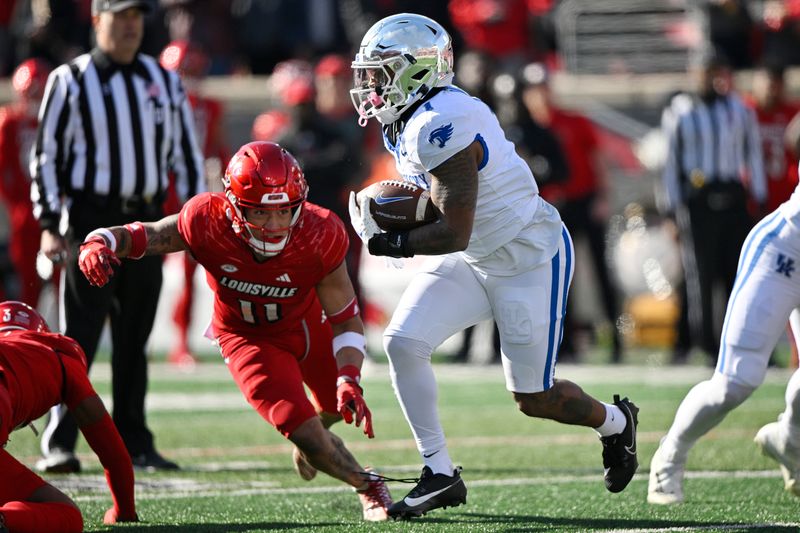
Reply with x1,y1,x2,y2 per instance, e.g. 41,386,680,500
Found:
0,331,95,430
177,193,349,337
0,104,38,206
744,97,800,212
540,108,600,201
448,0,531,59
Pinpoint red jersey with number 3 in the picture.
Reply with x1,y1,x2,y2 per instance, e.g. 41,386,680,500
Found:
177,192,349,336
0,331,96,435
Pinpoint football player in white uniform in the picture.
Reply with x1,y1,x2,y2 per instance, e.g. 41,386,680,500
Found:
649,177,800,504
347,13,639,518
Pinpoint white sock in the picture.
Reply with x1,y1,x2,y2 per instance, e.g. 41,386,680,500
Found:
422,447,455,476
385,335,452,473
594,402,626,437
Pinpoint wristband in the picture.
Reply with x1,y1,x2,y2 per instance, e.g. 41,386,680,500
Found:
336,364,361,387
332,331,366,358
327,298,360,325
85,228,117,252
124,222,147,259
368,230,413,258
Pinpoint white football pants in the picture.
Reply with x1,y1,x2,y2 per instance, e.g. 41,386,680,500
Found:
384,225,573,455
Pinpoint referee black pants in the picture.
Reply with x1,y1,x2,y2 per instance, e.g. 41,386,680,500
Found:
42,197,163,458
675,181,754,360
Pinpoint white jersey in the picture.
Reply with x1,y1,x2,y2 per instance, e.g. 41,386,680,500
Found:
384,86,562,274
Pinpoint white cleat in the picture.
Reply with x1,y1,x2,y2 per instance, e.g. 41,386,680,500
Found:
754,422,800,497
647,444,685,505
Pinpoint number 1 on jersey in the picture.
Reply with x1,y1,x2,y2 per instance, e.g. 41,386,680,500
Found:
238,300,281,324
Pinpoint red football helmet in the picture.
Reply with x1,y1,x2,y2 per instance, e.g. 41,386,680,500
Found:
222,142,308,256
12,58,50,101
159,40,209,79
0,301,49,333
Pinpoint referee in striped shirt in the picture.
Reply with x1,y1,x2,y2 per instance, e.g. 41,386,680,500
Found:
661,49,766,364
31,0,205,472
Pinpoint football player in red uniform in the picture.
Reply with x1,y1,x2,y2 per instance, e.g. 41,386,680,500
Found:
0,301,137,532
159,40,230,367
76,141,392,521
0,59,50,306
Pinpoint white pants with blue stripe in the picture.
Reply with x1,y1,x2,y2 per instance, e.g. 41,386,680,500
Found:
385,224,574,393
716,210,800,387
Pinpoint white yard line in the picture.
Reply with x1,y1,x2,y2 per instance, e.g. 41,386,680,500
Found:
88,361,796,385
65,469,787,501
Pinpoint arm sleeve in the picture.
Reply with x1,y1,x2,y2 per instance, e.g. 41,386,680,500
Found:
31,67,73,231
168,74,206,203
80,413,136,520
62,356,98,410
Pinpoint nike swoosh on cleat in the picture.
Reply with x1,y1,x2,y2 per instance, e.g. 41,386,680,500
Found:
375,193,413,205
622,405,636,455
422,451,439,458
403,482,460,507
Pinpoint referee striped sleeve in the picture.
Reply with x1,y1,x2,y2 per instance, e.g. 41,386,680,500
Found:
31,64,74,225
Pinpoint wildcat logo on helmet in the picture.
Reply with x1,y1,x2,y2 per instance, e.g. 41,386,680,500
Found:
220,276,298,298
428,123,454,148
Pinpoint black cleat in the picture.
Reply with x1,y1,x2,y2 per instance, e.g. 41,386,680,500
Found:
600,394,639,493
131,450,180,472
388,466,467,519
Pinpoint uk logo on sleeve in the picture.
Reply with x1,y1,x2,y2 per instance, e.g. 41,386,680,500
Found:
428,123,454,148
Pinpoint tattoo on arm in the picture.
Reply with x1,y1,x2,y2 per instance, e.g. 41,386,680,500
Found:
147,214,188,254
409,145,478,254
108,214,187,257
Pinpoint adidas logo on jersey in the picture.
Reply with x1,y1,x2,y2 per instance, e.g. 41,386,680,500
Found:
276,273,292,283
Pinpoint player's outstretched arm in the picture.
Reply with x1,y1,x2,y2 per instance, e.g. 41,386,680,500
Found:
317,262,374,438
79,214,188,287
72,395,137,524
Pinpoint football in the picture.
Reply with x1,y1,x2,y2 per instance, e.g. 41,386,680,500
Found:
359,180,437,231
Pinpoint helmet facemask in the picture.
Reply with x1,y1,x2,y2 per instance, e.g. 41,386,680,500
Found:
222,142,308,258
225,191,304,257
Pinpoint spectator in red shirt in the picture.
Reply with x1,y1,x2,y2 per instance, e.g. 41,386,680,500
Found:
745,61,800,212
0,59,51,307
448,0,532,70
520,62,624,362
0,300,137,533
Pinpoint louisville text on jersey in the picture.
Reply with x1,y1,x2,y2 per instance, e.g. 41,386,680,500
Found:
219,276,298,298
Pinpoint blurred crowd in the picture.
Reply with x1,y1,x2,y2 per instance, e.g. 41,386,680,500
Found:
3,0,800,367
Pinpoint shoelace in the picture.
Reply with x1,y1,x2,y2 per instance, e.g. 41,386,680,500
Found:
358,470,420,484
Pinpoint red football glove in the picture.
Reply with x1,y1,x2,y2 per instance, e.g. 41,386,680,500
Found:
79,235,121,287
103,507,138,524
336,379,374,439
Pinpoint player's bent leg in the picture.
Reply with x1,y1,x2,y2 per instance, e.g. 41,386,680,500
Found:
513,386,639,492
1,501,83,533
649,374,755,504
288,418,392,521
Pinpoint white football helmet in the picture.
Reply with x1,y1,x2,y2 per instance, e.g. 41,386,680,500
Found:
351,13,454,126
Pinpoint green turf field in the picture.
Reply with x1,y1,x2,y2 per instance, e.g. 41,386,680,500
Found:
6,358,800,532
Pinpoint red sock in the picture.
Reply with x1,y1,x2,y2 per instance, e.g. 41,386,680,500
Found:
1,501,83,533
